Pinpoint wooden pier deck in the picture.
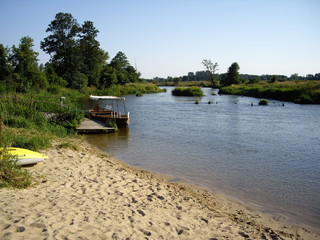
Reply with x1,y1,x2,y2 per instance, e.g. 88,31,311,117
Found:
76,118,115,133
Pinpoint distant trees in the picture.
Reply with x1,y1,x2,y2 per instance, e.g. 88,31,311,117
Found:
202,59,219,87
221,62,240,86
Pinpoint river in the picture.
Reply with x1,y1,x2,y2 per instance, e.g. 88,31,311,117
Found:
86,87,320,229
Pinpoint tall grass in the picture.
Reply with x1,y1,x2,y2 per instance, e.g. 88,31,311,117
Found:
0,95,84,136
93,83,164,96
219,81,320,104
172,87,204,97
0,148,33,188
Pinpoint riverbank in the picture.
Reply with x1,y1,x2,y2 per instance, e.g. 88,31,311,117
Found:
0,139,319,240
219,81,320,104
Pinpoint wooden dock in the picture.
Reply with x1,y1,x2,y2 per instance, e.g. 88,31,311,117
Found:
76,118,115,133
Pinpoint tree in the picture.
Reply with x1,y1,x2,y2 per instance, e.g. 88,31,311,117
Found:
173,77,180,86
110,51,129,70
289,73,299,81
11,36,47,92
187,72,195,81
44,62,67,86
202,59,219,87
79,21,108,87
41,12,84,89
0,44,12,93
126,65,141,83
99,65,117,89
0,44,11,81
221,62,240,86
109,52,140,85
269,75,277,83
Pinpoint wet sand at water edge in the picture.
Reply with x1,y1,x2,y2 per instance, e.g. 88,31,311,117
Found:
0,139,319,239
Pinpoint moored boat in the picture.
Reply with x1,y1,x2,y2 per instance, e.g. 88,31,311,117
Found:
89,95,130,127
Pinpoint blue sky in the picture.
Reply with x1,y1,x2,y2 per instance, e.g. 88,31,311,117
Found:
0,0,319,79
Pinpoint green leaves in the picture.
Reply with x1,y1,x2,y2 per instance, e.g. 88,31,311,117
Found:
41,12,110,90
221,62,240,86
10,37,48,92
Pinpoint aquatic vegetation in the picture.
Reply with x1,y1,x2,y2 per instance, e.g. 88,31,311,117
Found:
259,99,269,105
172,87,204,97
219,81,320,104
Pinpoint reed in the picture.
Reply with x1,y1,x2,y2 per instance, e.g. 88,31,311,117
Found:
219,81,320,104
172,87,204,97
93,83,164,96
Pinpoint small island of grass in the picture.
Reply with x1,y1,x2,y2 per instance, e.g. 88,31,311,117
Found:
259,99,269,105
172,87,204,97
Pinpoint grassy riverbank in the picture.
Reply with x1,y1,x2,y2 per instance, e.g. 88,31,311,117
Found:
93,82,165,96
1,83,320,239
0,83,163,188
219,81,320,104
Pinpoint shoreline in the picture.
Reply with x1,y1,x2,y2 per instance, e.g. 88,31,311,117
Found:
146,166,320,235
0,139,319,239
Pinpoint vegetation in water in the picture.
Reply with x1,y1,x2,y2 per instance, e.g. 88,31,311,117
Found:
219,81,320,104
172,87,204,97
105,119,119,131
259,99,269,105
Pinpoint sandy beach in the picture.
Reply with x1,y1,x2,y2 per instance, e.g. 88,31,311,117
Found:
0,139,319,240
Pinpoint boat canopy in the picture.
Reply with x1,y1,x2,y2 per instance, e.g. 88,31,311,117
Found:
90,95,126,101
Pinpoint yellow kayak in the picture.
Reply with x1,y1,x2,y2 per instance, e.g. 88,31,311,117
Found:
3,147,48,166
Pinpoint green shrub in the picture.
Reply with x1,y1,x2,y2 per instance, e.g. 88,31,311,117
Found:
0,149,33,189
47,85,61,94
172,87,204,97
56,142,79,150
294,93,314,104
49,110,84,131
10,133,51,151
259,99,269,105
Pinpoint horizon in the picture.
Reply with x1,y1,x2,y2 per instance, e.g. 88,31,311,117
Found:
0,0,319,79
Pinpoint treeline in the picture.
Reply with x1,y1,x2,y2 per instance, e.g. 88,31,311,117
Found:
149,71,320,83
0,12,141,94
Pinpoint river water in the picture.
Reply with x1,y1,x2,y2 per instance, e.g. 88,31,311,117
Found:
86,87,320,229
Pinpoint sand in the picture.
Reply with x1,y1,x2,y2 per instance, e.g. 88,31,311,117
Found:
0,139,319,240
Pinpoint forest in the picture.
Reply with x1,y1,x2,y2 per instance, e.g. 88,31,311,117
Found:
0,12,144,94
